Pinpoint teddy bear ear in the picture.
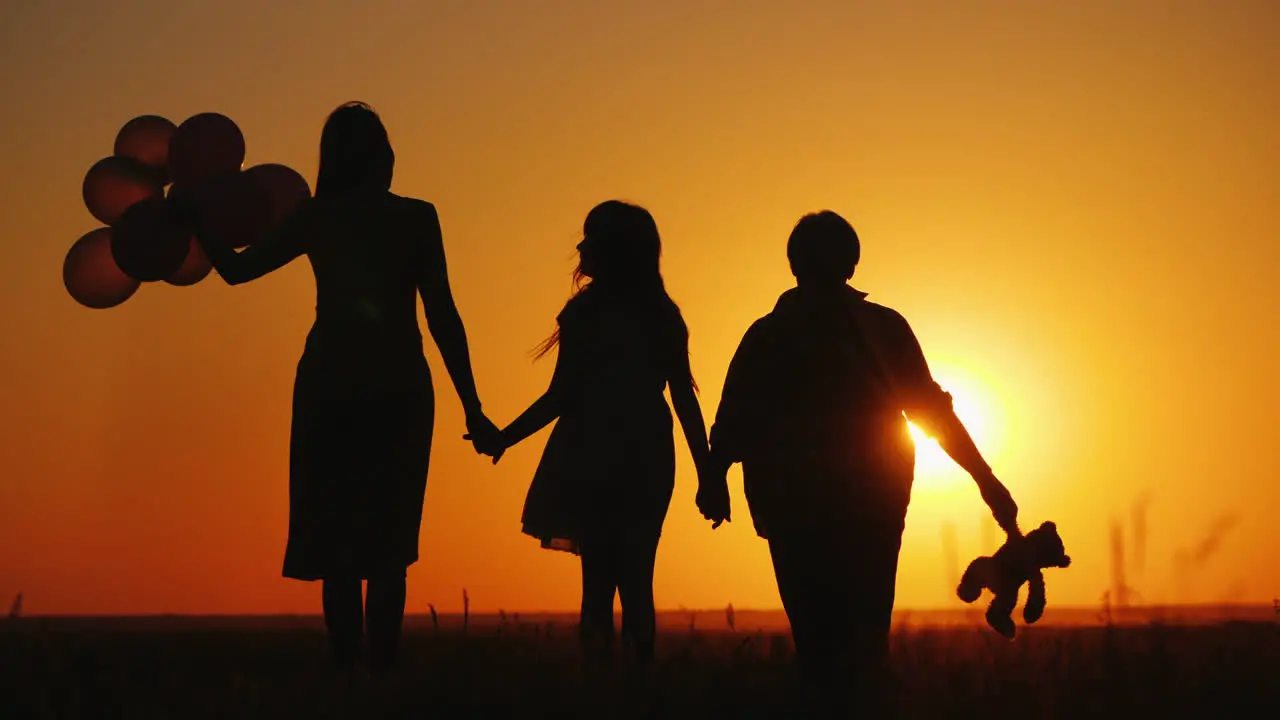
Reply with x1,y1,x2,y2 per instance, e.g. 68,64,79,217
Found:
1040,521,1057,531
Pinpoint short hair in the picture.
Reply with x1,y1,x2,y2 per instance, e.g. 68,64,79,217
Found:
786,211,860,285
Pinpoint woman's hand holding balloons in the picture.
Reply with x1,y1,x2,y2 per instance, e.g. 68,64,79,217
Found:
63,112,312,309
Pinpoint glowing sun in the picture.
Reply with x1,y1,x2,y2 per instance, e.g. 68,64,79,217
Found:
905,364,1005,491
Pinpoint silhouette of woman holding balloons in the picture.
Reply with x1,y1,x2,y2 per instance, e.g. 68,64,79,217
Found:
177,102,502,677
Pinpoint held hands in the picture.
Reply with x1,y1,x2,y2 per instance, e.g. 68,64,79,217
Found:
462,412,506,464
695,454,732,529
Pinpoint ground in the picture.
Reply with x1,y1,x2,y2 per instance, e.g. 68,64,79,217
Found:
3,616,1278,718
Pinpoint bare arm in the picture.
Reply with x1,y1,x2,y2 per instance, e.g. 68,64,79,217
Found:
188,201,308,285
500,392,560,449
667,323,711,471
674,348,727,527
499,331,576,448
416,203,486,424
671,382,711,470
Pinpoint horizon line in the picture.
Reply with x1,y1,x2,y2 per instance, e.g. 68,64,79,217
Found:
11,601,1274,618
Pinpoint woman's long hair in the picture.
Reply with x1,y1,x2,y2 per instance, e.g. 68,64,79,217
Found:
315,102,394,197
535,201,695,388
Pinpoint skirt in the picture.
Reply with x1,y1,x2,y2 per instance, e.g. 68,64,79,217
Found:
282,334,434,581
521,403,675,555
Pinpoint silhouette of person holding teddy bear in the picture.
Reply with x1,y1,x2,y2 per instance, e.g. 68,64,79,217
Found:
703,211,1049,710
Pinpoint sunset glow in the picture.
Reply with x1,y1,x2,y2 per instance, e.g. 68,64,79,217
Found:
904,361,1007,492
0,0,1276,617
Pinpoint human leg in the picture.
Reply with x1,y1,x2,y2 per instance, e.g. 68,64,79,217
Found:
366,569,408,674
617,531,661,666
578,534,619,662
322,577,364,670
767,529,836,682
767,511,903,708
838,513,905,716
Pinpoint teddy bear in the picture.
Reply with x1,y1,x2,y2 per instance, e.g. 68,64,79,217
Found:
956,520,1071,638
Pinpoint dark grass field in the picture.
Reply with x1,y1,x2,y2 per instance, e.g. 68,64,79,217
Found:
3,612,1278,718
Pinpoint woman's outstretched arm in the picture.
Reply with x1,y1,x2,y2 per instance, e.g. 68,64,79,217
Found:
184,199,309,285
416,202,492,436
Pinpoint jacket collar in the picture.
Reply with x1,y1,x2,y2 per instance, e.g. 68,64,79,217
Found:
772,283,868,316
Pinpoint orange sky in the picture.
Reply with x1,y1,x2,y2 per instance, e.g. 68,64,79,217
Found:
1,0,1276,615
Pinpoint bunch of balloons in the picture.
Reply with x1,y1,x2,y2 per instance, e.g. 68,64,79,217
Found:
63,112,312,309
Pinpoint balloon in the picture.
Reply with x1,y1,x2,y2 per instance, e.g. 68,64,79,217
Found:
165,238,213,286
114,115,177,182
245,163,311,226
82,156,163,226
63,228,140,309
110,196,191,282
164,182,198,228
165,183,225,251
186,171,273,249
168,113,246,186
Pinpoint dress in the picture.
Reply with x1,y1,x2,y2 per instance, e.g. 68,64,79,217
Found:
520,293,684,554
280,193,439,581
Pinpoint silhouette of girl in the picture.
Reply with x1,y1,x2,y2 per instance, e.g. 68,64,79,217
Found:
183,102,500,675
485,200,715,666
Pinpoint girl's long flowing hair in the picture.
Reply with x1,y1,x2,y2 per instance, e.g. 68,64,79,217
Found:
534,201,694,388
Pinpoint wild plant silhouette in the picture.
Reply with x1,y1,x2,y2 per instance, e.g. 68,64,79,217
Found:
2,612,1276,718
